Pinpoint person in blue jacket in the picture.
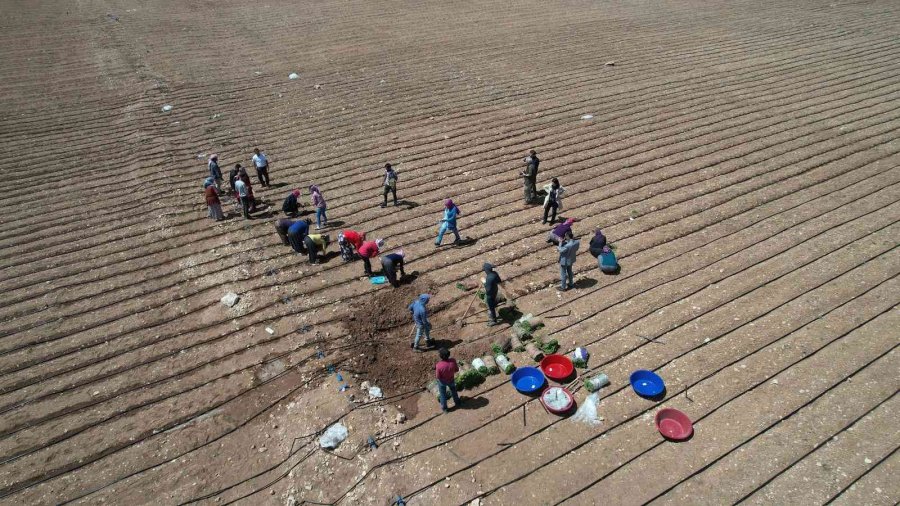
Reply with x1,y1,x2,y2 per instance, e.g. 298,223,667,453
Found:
408,294,434,351
287,219,311,254
435,199,461,246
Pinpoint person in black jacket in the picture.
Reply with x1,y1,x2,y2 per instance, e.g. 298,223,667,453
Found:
282,189,301,217
588,229,607,257
521,150,539,203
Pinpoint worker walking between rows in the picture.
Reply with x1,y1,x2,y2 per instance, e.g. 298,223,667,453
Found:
482,262,511,326
522,150,539,204
409,294,434,351
558,237,580,291
435,348,461,413
381,163,398,207
435,199,461,246
542,178,565,224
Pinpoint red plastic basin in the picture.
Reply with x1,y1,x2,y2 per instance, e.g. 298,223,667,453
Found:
540,354,575,382
655,408,693,441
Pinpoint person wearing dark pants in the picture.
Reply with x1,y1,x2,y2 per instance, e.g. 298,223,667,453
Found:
557,237,580,291
521,150,539,203
357,238,384,277
542,178,562,224
599,245,620,274
234,179,252,219
275,218,294,245
435,348,461,413
380,251,406,287
303,234,329,264
287,219,310,254
482,262,511,326
381,163,398,207
282,190,301,217
252,148,270,187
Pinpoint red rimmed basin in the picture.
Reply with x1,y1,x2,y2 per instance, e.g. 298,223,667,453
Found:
655,408,693,441
540,354,574,382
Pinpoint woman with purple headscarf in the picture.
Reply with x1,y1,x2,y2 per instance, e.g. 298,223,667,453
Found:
435,199,461,246
310,185,327,229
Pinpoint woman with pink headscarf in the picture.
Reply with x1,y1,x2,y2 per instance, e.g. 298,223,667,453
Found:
282,189,302,217
435,199,461,247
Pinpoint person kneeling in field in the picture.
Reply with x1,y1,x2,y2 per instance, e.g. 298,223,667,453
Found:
435,347,462,413
547,217,576,245
599,245,620,274
303,233,330,264
380,250,406,287
287,219,311,254
282,189,301,217
409,294,434,351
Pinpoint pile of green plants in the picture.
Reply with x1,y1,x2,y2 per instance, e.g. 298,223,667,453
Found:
537,338,559,355
455,369,485,390
572,357,588,369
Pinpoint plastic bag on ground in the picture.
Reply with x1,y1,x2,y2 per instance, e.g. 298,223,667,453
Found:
318,423,348,449
571,392,603,426
368,386,383,399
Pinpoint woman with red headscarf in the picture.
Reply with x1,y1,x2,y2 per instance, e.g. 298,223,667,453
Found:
435,199,461,247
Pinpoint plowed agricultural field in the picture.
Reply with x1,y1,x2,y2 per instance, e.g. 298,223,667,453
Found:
1,0,899,504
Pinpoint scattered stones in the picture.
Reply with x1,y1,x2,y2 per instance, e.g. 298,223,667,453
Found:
288,72,300,80
394,413,406,424
161,104,173,112
220,292,240,307
605,60,616,66
580,114,594,120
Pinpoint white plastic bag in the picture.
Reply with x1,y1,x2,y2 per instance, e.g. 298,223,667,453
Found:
571,393,603,426
318,423,348,449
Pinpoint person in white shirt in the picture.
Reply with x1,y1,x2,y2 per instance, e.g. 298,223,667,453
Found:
251,148,271,187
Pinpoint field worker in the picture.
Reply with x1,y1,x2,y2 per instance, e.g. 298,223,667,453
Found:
274,218,294,245
251,147,271,187
435,199,461,247
238,165,252,187
557,237,580,291
542,178,565,224
228,164,241,195
309,184,327,229
303,233,330,264
338,229,365,261
287,219,311,254
521,150,540,204
380,249,406,288
282,189,301,217
588,229,607,257
435,347,461,413
205,184,225,221
233,178,252,219
547,217,576,245
482,262,511,327
409,294,434,351
203,176,215,189
358,238,384,277
381,163,398,208
208,154,223,190
599,245,620,274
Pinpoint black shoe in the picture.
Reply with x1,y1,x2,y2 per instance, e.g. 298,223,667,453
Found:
425,339,435,347
380,203,387,208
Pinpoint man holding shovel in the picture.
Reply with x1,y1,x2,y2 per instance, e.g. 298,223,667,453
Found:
482,262,513,326
409,294,434,351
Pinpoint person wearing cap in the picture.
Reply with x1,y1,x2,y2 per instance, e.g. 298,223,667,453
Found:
251,148,270,187
435,347,461,413
408,294,434,351
303,233,330,264
208,154,223,190
435,199,461,247
287,219,311,254
358,238,384,277
205,184,225,221
309,184,327,229
521,150,540,204
274,218,294,245
547,217,576,245
482,262,512,326
282,189,302,217
557,236,580,291
380,250,406,287
338,229,365,261
381,163,398,208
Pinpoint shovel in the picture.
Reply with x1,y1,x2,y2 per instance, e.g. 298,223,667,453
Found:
456,291,480,328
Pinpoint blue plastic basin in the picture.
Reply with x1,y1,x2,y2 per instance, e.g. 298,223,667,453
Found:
511,366,546,394
630,369,665,397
